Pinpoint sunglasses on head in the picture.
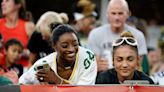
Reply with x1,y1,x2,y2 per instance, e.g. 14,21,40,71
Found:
112,37,138,47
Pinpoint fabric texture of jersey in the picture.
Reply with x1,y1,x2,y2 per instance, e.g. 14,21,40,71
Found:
19,46,97,85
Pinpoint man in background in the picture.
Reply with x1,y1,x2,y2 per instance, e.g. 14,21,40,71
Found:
88,0,148,73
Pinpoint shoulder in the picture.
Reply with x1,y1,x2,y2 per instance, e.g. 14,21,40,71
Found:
99,69,116,78
79,46,94,53
125,24,144,38
25,21,35,37
135,70,154,84
78,46,95,58
96,69,117,84
89,24,110,37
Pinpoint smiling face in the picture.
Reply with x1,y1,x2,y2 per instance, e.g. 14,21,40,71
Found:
1,0,20,16
113,45,139,81
54,32,79,63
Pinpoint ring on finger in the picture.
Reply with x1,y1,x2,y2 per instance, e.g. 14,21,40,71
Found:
40,77,44,81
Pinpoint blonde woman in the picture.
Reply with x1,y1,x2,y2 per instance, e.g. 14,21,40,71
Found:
28,11,69,67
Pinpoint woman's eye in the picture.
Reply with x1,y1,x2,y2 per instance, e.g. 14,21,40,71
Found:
115,57,122,62
73,41,79,47
61,44,68,48
73,44,78,47
128,56,134,61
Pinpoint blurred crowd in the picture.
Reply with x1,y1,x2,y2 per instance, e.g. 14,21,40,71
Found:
0,0,164,86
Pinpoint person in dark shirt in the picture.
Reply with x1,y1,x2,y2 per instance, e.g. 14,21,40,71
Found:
96,31,154,84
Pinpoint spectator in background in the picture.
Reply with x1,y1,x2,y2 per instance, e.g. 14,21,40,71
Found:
147,48,161,75
150,29,164,85
96,31,154,84
0,39,23,84
126,16,138,28
127,16,148,40
27,11,69,67
0,0,35,66
72,0,98,47
135,19,148,40
88,0,147,73
19,25,97,85
147,19,161,49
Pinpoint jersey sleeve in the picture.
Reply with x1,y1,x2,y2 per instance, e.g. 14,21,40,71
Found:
18,60,43,84
76,50,97,85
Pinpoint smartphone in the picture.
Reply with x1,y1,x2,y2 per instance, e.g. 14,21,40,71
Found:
35,64,49,82
36,64,50,71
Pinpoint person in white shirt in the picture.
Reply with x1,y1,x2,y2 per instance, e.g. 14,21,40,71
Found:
19,25,97,85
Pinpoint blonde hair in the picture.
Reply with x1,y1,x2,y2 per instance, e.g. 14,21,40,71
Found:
36,11,69,29
120,31,134,38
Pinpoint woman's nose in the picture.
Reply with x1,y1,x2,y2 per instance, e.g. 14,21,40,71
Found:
68,46,75,52
122,61,128,68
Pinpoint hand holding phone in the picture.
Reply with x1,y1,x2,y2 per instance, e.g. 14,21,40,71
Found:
36,64,50,71
36,64,50,82
36,65,61,84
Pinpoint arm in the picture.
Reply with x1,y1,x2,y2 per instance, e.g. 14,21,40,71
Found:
25,22,35,37
19,63,39,84
28,53,38,68
21,22,35,59
27,31,41,67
